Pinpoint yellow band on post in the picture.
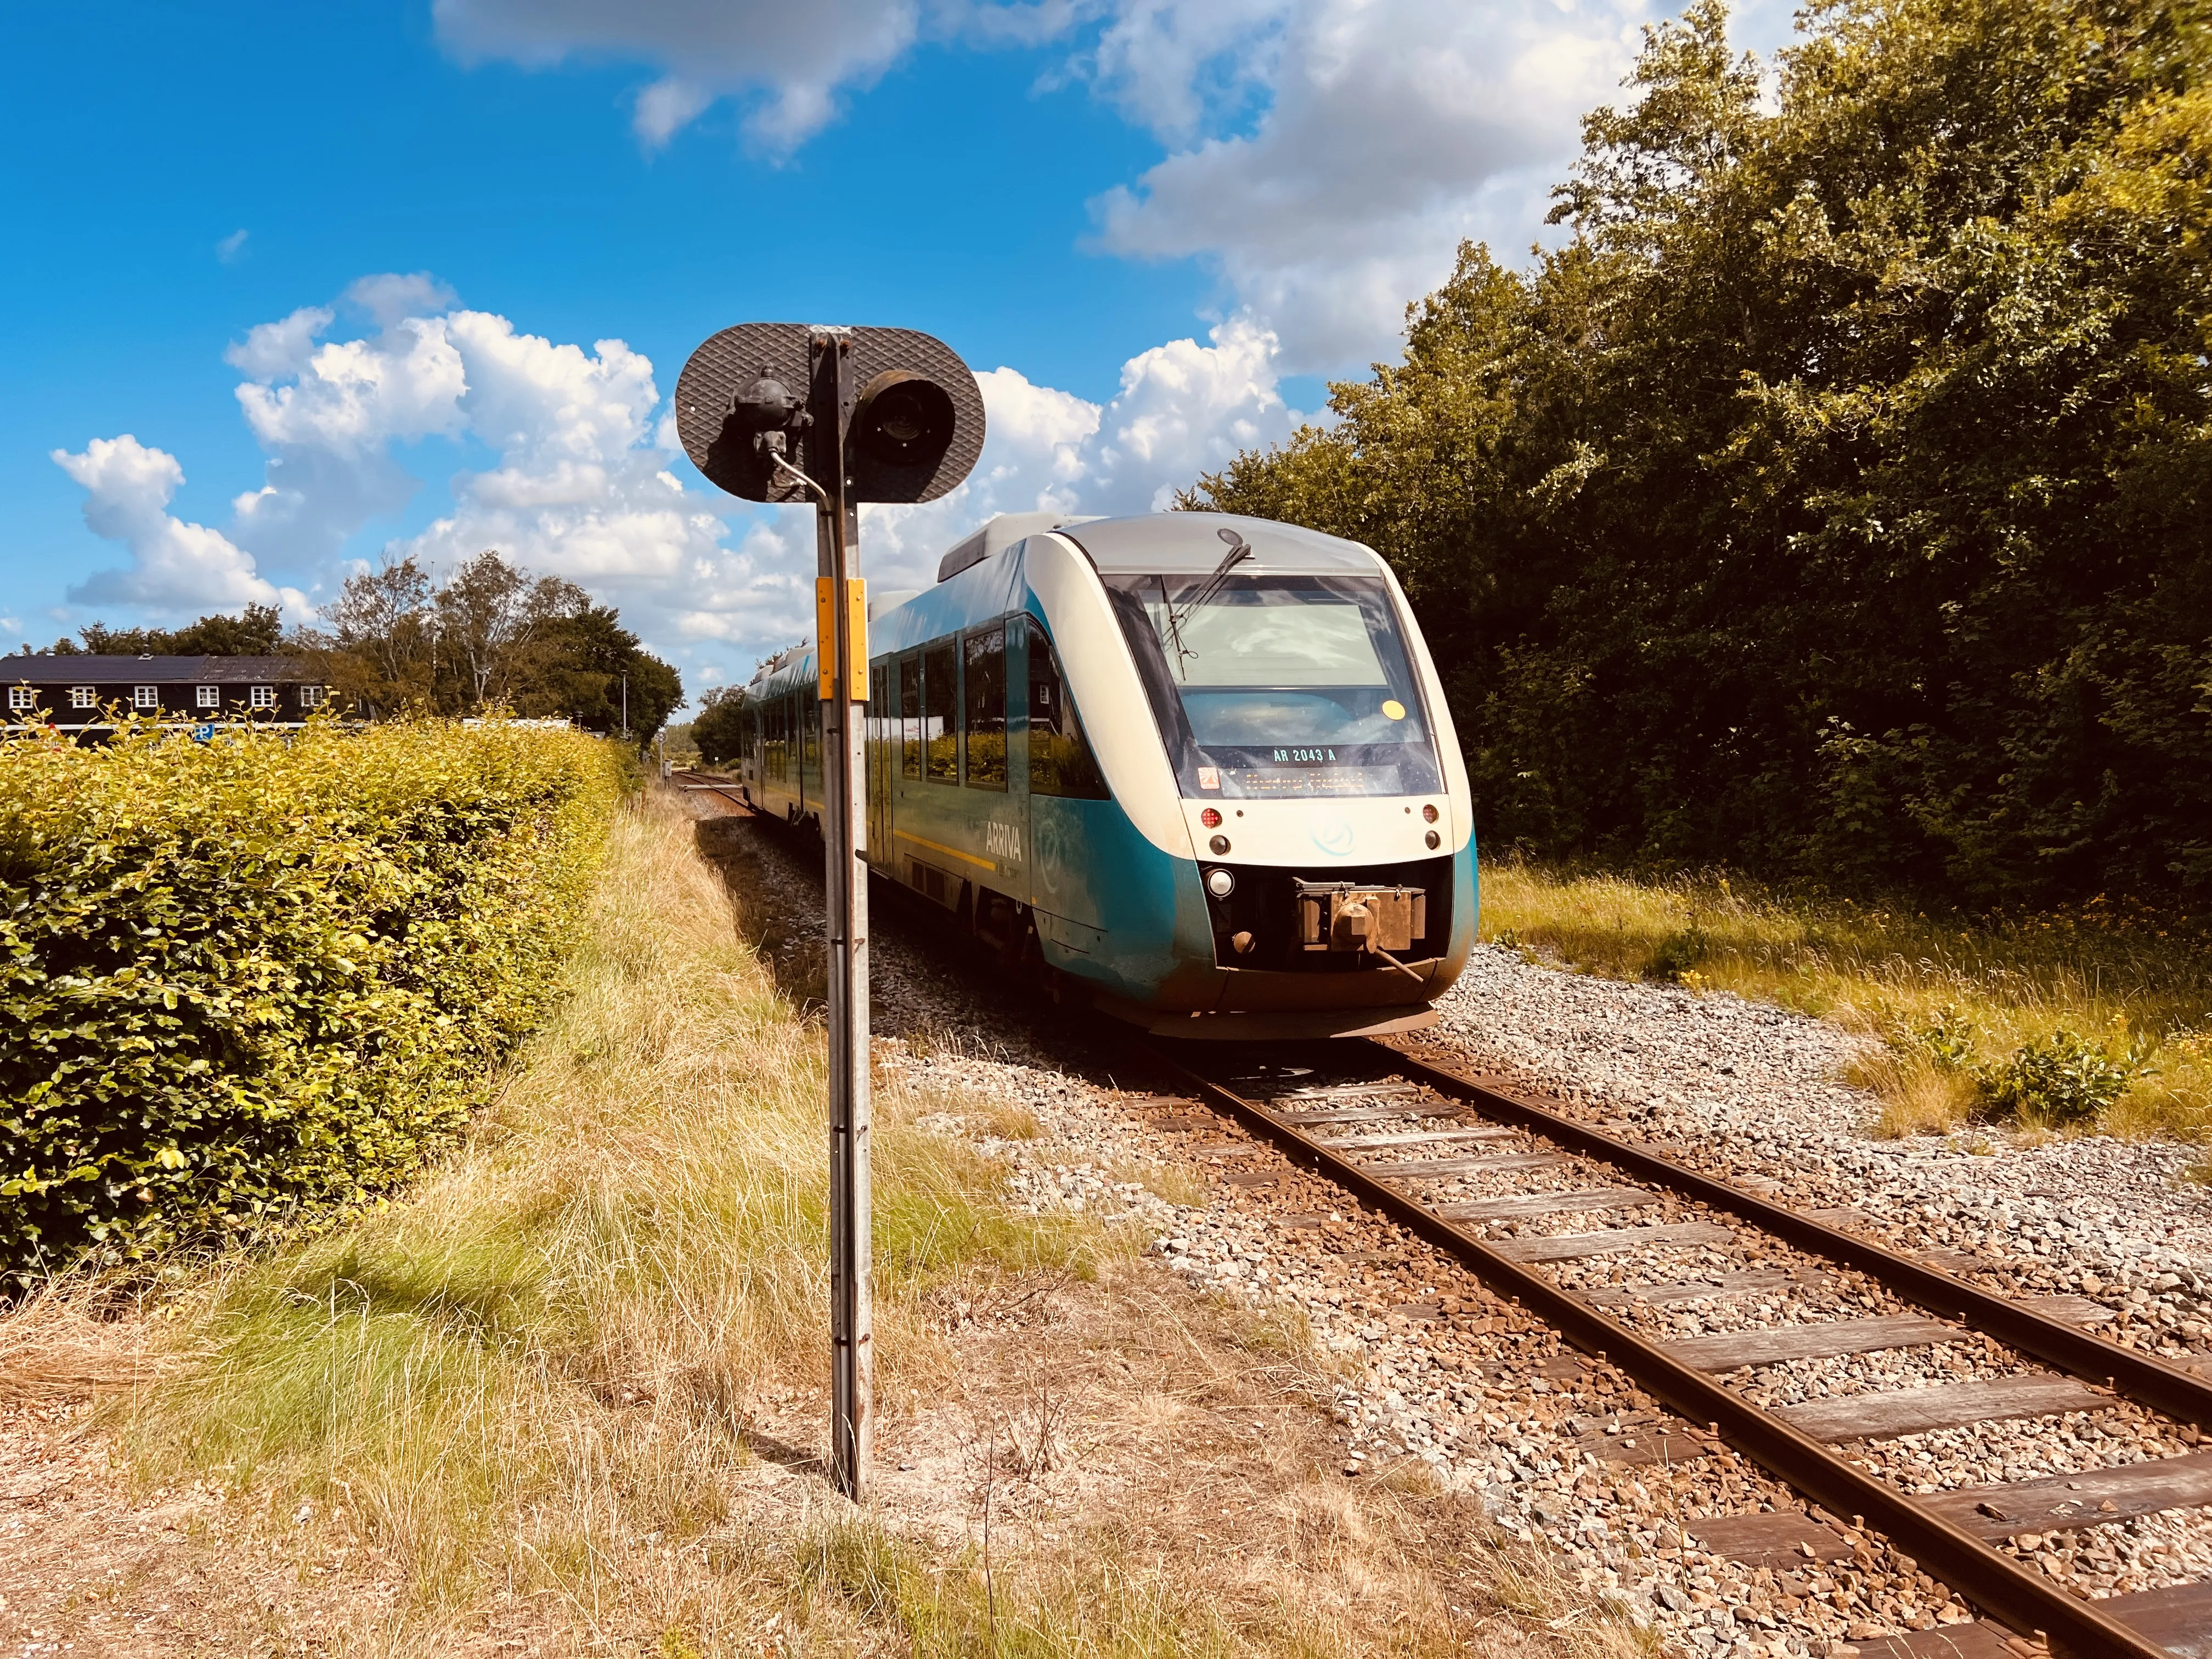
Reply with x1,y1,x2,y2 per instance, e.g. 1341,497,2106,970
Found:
846,577,867,702
817,577,868,702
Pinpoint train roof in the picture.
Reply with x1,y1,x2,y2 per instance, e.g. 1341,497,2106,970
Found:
1054,512,1384,576
741,510,1387,694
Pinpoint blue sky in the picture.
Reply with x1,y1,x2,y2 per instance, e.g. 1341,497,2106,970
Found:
2,0,1793,696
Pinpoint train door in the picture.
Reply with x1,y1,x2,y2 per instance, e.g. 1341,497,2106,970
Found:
1021,614,1113,930
1008,619,1035,910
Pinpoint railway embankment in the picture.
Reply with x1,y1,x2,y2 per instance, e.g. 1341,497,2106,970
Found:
689,781,2212,1656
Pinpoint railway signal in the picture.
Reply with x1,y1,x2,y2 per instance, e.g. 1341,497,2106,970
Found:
675,324,985,1501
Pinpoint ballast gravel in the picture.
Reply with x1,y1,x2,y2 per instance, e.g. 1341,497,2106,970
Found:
1429,946,2212,1355
682,794,2212,1657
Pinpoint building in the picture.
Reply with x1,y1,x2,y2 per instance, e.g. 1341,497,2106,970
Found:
0,655,332,735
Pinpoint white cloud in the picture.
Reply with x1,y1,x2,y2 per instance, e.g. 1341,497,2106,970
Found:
856,312,1297,593
1090,0,1644,368
1081,0,1287,140
216,228,250,264
53,276,1294,692
224,298,471,569
432,0,926,150
53,436,307,616
224,306,335,382
421,0,1802,368
345,272,459,327
634,76,715,146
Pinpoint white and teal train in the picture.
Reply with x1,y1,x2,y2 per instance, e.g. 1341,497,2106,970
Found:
731,510,1476,1040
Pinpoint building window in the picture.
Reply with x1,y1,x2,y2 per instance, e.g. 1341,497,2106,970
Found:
249,685,276,709
299,685,326,709
8,686,33,712
134,685,159,709
69,687,96,709
196,685,220,709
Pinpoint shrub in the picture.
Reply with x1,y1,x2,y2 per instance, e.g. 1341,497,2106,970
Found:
1908,1005,1982,1074
1643,924,1709,984
1978,1030,2145,1127
0,718,623,1279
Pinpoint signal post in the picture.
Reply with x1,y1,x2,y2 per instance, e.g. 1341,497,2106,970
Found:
676,324,984,1500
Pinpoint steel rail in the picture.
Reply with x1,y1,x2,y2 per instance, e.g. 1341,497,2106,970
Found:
1149,1045,2169,1659
1377,1039,2212,1430
671,769,754,811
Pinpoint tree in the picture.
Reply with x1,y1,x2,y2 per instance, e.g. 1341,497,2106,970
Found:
303,550,682,742
319,556,436,715
31,603,285,657
435,551,588,711
690,686,748,765
515,603,683,744
1189,0,2212,910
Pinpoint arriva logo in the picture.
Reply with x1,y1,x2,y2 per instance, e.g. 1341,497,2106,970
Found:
984,821,1024,865
1311,817,1355,856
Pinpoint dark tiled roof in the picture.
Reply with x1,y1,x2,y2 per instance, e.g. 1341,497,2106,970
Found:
0,656,319,684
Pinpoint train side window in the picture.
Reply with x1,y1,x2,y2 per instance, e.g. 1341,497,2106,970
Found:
1025,617,1109,798
922,639,958,781
962,624,1008,790
803,689,820,778
899,652,922,779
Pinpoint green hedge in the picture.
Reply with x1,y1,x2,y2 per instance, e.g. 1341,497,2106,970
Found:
0,719,623,1279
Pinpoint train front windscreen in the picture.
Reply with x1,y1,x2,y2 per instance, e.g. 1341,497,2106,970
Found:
1105,572,1444,800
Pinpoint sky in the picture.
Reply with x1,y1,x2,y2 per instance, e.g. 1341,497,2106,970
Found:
1,0,1798,699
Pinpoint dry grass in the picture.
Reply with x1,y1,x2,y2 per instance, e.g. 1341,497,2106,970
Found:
0,1284,151,1405
1479,859,2212,1144
15,792,1641,1657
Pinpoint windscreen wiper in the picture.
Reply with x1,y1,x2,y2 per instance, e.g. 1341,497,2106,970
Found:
1163,528,1254,669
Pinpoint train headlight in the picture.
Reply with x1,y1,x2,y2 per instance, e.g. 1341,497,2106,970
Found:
1205,867,1236,899
1425,830,1441,849
1209,834,1231,855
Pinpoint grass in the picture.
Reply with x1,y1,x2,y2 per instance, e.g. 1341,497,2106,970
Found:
117,788,1105,1632
1477,858,2212,1144
49,792,1640,1657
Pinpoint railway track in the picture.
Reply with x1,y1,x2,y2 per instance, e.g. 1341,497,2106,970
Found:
1143,1038,2212,1658
674,785,2212,1654
671,766,754,811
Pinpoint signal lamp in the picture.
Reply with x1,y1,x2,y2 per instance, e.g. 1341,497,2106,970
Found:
1425,830,1441,849
1422,804,1438,823
733,372,804,433
1199,806,1222,827
853,370,955,468
1209,834,1231,855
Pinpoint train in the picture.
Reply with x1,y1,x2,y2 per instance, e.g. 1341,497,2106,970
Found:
726,510,1476,1040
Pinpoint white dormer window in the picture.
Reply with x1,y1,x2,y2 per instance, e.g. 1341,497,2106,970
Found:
249,685,276,709
8,686,33,712
69,687,96,709
299,685,326,709
134,685,159,709
196,685,220,709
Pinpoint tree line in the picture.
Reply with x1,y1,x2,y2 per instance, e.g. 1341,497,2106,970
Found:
1190,0,2212,912
24,551,683,744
